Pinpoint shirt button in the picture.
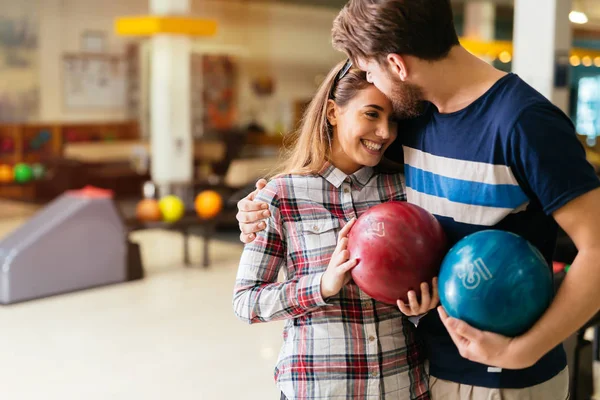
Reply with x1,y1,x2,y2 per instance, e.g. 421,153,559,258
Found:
312,225,319,232
369,336,375,342
371,371,378,378
343,187,350,194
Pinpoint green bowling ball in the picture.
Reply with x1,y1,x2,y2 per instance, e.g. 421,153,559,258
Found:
13,163,33,183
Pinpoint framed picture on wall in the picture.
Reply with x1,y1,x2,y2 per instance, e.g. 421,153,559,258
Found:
62,53,127,110
191,54,238,137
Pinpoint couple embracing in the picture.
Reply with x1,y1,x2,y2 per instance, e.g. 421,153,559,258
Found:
233,1,600,399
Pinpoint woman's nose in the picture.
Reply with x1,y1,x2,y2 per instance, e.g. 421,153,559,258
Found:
376,123,390,140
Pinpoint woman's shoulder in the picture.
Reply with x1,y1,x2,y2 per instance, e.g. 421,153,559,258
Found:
255,179,281,205
372,168,405,185
369,168,406,202
256,174,320,204
267,173,323,189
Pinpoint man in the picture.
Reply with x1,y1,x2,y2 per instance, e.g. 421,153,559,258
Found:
236,0,600,398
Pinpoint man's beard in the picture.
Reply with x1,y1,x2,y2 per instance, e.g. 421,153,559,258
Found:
388,74,425,119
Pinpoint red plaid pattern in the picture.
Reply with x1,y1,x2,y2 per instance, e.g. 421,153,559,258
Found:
233,163,430,399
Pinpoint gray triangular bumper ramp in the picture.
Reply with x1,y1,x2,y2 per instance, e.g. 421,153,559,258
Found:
0,187,137,305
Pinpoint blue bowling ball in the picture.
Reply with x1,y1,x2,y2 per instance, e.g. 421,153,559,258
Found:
438,230,553,337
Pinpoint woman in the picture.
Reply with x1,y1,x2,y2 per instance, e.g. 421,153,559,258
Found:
233,60,437,400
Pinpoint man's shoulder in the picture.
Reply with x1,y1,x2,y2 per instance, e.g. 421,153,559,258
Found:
485,74,559,124
498,77,574,137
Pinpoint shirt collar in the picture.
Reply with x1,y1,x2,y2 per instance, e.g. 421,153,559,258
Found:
318,162,374,190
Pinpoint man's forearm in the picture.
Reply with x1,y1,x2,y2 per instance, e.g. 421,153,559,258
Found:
516,249,600,363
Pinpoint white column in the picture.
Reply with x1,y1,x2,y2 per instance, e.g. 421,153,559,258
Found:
149,0,193,187
39,0,61,122
513,0,572,113
464,1,496,41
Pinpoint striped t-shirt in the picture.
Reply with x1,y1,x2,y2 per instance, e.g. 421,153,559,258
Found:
386,73,600,388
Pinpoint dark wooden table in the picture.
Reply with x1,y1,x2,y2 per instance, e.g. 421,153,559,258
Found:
124,211,218,268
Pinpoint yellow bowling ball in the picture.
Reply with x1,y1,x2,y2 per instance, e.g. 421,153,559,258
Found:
158,195,185,223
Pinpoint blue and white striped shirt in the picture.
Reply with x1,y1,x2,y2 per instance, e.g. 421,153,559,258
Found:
387,73,600,389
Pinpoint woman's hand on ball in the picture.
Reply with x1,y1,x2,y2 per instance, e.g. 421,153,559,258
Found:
321,218,358,299
397,278,440,316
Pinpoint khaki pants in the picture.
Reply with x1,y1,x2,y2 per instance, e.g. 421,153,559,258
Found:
430,367,569,400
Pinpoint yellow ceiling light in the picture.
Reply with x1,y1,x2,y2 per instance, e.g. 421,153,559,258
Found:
498,51,512,63
570,55,581,66
459,38,600,67
460,39,512,57
115,16,218,37
582,56,593,67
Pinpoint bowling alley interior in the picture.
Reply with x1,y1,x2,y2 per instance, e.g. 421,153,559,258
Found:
0,0,599,399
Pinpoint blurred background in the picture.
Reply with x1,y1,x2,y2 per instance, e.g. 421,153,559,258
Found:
0,0,597,399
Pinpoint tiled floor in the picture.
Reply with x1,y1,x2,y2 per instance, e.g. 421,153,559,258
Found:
0,214,283,400
1,201,599,399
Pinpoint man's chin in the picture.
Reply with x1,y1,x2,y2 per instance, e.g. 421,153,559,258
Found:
393,101,426,119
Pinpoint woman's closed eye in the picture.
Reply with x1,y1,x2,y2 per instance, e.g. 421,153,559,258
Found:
365,111,380,119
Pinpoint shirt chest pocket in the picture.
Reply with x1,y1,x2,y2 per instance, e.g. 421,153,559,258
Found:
292,219,340,259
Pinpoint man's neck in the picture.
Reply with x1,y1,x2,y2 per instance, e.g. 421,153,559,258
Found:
420,46,508,114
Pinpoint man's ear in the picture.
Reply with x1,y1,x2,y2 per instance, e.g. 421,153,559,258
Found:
387,54,408,81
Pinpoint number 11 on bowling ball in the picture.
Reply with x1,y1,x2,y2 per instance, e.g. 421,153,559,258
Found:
347,202,447,305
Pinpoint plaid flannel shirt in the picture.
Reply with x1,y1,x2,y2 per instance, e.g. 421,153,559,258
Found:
233,163,429,400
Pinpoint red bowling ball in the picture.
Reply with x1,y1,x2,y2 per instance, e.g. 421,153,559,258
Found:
347,201,447,305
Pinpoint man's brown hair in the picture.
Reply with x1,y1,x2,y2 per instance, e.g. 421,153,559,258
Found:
332,0,460,64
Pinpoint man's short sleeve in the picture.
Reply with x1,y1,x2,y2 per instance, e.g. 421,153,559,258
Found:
509,104,600,215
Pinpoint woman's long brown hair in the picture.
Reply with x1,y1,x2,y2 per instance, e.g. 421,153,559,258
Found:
272,60,371,177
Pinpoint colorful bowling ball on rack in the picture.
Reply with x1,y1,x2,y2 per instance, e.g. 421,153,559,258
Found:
39,130,51,142
158,195,185,223
13,163,33,183
136,198,162,222
194,190,223,219
65,131,79,142
31,163,46,180
0,164,13,182
1,138,14,152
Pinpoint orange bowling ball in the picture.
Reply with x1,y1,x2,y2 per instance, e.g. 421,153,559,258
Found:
0,164,13,183
194,190,223,219
136,198,162,222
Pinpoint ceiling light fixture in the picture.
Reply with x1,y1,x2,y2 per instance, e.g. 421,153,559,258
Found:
569,10,588,24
